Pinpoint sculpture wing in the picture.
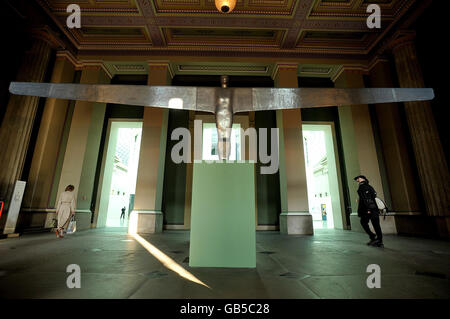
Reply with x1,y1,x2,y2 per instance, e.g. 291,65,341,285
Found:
9,82,217,113
232,87,435,113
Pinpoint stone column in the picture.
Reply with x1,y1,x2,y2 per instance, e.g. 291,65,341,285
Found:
22,53,75,211
0,34,53,230
391,32,450,237
56,66,111,230
334,69,386,232
132,62,171,234
369,60,425,234
273,63,313,235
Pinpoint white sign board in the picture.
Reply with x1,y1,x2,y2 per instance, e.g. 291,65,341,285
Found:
3,181,26,234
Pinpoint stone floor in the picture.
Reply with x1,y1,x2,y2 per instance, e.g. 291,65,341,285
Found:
0,228,449,299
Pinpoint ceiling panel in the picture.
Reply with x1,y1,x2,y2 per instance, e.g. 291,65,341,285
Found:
163,27,285,47
37,0,422,57
153,0,296,16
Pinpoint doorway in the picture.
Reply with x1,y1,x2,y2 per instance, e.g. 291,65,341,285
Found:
302,123,346,229
202,122,242,161
95,120,142,228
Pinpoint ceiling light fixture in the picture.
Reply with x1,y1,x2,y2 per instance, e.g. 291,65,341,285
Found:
215,0,236,13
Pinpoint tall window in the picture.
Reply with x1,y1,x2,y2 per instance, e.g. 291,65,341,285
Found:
202,123,241,160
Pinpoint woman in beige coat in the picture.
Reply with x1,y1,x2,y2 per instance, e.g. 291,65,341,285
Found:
55,185,76,238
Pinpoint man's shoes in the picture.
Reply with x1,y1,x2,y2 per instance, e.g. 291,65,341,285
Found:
372,239,384,248
367,238,377,246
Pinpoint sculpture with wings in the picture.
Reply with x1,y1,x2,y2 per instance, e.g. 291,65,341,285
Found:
9,75,434,159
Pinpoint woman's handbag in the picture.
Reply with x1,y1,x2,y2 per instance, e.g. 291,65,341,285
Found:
66,216,77,234
50,218,57,229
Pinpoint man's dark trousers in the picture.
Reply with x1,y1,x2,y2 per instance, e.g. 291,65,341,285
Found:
360,212,383,241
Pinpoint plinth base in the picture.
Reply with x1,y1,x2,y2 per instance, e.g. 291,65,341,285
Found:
189,161,256,268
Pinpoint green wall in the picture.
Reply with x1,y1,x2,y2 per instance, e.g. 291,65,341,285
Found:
255,111,281,225
162,109,189,225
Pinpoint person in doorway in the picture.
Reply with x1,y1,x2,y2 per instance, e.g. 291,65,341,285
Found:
354,175,383,247
120,206,126,221
55,185,76,238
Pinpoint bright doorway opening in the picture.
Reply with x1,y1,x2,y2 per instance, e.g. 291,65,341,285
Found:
97,121,142,228
302,123,345,230
202,122,242,160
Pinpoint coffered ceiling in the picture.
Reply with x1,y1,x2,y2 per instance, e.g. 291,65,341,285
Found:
36,0,423,59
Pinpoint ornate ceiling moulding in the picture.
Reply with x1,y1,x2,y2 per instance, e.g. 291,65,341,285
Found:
113,64,147,73
77,48,369,63
74,40,365,57
295,29,379,56
36,0,426,61
56,50,113,78
40,0,140,14
176,64,269,75
309,0,410,19
299,65,333,78
66,26,152,50
162,27,285,48
102,61,151,75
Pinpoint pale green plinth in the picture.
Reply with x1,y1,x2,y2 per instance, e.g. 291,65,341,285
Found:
189,161,256,268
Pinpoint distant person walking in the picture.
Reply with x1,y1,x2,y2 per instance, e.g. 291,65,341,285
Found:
354,176,383,247
120,206,126,221
55,185,76,238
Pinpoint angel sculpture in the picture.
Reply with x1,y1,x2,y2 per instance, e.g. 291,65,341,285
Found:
9,75,434,159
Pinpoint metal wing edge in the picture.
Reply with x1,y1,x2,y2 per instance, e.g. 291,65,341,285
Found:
234,87,435,113
9,82,216,113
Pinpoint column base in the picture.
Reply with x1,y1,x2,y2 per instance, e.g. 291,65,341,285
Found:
433,216,450,239
350,213,398,235
280,212,313,235
18,208,92,231
45,209,92,231
349,212,437,236
129,210,163,234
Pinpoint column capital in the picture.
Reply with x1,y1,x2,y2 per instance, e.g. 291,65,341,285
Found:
55,50,78,65
368,55,391,72
331,57,391,83
80,63,113,79
56,51,113,79
30,26,66,50
271,62,298,80
147,60,174,79
385,30,417,54
331,65,368,83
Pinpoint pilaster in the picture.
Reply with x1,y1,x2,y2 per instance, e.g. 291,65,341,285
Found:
273,63,313,235
132,61,171,234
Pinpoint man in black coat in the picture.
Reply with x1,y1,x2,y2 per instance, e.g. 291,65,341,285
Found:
354,175,383,247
